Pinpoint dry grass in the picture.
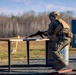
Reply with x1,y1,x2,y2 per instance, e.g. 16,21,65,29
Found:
0,41,46,61
0,40,76,62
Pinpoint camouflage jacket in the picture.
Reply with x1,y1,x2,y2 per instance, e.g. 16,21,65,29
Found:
47,18,73,40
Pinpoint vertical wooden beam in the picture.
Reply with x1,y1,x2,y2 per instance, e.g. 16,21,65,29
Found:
26,41,29,65
8,41,11,72
46,41,48,65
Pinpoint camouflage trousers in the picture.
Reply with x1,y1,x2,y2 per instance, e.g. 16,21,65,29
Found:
49,37,71,70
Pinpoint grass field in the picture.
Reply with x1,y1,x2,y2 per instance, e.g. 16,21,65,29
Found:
0,40,76,63
0,41,46,61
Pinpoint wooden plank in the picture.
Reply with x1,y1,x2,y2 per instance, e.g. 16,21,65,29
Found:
10,38,23,41
47,69,76,75
58,69,73,73
36,38,49,41
0,38,49,41
0,38,10,41
10,38,49,41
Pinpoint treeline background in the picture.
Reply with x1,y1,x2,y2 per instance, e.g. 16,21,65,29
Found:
0,10,75,38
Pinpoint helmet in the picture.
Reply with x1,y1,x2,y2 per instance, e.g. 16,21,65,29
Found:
49,11,60,20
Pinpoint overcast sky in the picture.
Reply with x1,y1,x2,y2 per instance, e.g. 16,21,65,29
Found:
0,0,76,16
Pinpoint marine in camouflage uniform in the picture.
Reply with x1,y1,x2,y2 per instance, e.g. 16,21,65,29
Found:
47,11,73,71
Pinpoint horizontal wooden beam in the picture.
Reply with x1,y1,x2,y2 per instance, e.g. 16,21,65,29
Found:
0,38,49,41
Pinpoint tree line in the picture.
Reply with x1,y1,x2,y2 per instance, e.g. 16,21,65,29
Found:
0,10,75,38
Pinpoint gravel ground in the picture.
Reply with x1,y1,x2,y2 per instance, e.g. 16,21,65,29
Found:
0,53,76,75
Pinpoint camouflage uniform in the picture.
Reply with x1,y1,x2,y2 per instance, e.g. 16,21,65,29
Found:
47,18,73,71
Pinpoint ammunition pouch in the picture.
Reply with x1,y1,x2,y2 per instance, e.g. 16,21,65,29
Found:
67,32,73,38
57,28,73,38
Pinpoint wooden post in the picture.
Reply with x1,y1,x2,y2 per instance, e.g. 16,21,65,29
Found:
11,36,20,54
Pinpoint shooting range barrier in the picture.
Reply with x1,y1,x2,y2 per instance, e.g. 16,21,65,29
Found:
0,38,69,72
71,20,76,48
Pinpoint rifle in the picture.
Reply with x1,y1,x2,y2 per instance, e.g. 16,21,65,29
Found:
26,30,47,38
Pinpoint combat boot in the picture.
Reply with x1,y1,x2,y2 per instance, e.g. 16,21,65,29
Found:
54,61,66,71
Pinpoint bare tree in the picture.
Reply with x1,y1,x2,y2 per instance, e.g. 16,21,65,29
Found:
0,10,75,38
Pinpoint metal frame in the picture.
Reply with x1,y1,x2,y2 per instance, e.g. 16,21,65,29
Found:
0,38,49,72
